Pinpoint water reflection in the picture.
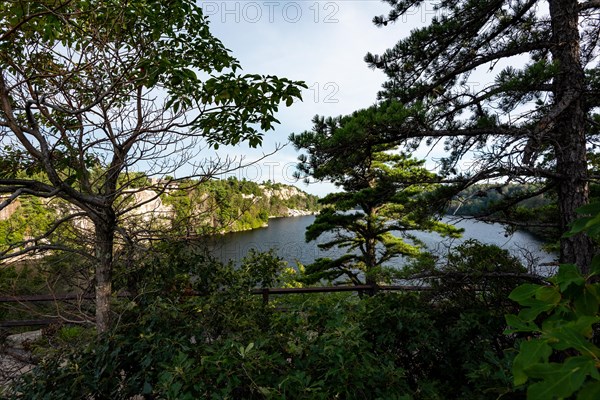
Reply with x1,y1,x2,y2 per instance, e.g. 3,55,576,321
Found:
208,215,557,272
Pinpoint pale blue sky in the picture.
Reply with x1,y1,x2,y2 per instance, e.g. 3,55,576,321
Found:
200,1,422,196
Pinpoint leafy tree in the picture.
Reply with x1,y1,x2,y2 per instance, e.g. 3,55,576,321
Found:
0,0,304,332
290,110,461,286
358,0,600,272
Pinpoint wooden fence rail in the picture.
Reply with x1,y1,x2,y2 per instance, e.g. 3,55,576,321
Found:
0,285,429,328
0,293,126,328
0,294,96,303
250,284,431,304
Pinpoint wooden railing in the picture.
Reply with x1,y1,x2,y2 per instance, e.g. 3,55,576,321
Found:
250,284,430,304
0,293,127,328
0,285,431,328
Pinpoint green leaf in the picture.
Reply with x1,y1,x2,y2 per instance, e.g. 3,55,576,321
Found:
526,357,598,400
245,342,254,354
583,212,600,231
578,381,600,400
590,255,600,276
585,223,600,239
536,286,561,304
513,339,552,386
556,264,586,291
566,216,593,237
518,302,555,322
510,284,541,304
505,314,538,334
574,288,600,317
549,322,600,358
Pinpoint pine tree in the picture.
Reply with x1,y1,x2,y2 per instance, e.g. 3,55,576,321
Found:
362,0,600,272
290,110,461,286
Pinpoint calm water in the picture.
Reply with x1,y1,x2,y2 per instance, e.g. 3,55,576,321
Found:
208,215,556,271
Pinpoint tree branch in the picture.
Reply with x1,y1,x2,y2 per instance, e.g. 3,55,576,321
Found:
0,1,74,42
579,0,600,11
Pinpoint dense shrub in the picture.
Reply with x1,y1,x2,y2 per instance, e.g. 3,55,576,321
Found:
6,242,531,399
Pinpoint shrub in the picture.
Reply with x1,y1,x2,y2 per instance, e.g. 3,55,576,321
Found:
6,242,531,399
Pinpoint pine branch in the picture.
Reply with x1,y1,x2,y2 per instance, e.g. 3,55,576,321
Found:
579,0,600,11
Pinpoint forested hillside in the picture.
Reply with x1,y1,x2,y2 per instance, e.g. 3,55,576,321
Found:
163,178,320,235
447,184,551,217
0,177,319,251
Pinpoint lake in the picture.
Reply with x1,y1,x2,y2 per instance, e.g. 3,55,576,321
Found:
208,215,557,273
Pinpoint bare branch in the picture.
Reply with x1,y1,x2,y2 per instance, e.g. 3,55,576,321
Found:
579,1,600,11
0,211,91,261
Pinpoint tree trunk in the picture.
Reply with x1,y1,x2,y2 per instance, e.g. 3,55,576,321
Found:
94,218,115,334
550,0,595,273
364,207,378,288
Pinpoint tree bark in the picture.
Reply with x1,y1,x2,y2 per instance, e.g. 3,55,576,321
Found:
364,207,378,288
94,215,115,334
550,0,595,273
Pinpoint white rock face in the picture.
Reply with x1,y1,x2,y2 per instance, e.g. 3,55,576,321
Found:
0,198,20,221
129,190,173,222
285,209,315,217
1,184,315,242
260,185,303,201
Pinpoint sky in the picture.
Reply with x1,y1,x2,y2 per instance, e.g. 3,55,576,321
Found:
198,0,433,196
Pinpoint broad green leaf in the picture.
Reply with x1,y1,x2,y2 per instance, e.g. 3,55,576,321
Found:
578,381,600,400
505,314,538,334
549,323,600,358
518,302,555,322
556,264,586,291
536,286,561,304
583,212,600,230
510,284,541,303
574,288,600,317
565,216,593,236
526,357,597,400
513,339,552,386
585,223,600,239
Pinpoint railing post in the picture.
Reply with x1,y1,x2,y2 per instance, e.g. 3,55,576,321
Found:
262,288,269,305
